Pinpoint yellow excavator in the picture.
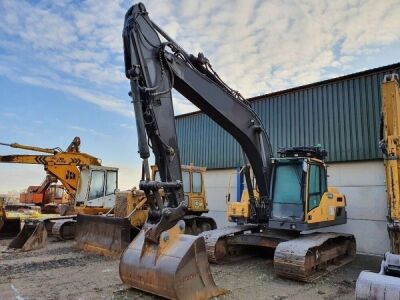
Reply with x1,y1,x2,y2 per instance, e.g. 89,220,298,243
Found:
355,74,400,299
75,164,217,257
0,136,101,203
0,137,120,250
201,147,355,281
118,3,355,299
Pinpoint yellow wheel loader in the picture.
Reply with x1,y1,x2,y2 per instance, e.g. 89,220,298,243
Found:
75,164,216,257
118,4,355,299
355,74,400,299
6,165,119,252
0,138,121,251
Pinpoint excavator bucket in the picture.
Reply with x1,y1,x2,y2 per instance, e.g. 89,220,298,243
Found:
355,252,400,299
75,214,133,257
356,271,400,299
119,220,224,300
8,221,47,251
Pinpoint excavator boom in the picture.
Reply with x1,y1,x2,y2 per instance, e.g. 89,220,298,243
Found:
120,3,272,299
0,139,101,196
356,74,400,299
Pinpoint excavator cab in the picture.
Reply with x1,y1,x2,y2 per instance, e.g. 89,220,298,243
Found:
269,147,347,231
77,164,216,258
153,165,209,215
153,165,216,234
228,147,347,230
74,165,117,213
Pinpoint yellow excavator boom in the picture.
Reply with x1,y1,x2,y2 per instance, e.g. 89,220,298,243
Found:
382,75,400,228
0,142,58,154
0,137,101,196
355,73,400,299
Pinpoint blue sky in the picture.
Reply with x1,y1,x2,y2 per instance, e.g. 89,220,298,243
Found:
1,0,400,193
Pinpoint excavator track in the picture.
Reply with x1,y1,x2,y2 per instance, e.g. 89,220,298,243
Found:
50,218,76,240
200,225,260,263
183,215,217,235
274,232,356,282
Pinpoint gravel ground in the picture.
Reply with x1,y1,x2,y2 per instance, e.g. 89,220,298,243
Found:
0,238,381,300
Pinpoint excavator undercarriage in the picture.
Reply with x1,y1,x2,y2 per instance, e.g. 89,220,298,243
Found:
201,226,356,282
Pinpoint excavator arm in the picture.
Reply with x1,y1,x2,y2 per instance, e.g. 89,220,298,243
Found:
123,2,272,240
120,3,271,299
355,74,400,299
0,138,101,196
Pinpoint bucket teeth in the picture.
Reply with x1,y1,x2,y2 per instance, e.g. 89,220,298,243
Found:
120,220,225,300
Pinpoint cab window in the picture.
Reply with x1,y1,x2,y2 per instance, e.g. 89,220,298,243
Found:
155,170,190,193
182,171,190,192
154,171,161,182
308,164,327,211
192,172,202,193
88,170,105,200
106,171,117,195
271,161,304,220
54,187,64,198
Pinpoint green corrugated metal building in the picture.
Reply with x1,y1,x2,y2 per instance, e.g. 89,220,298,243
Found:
175,63,398,255
176,63,400,169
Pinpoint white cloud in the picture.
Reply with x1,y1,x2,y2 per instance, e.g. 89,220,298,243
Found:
2,112,16,117
119,123,135,130
1,0,400,118
18,75,132,117
67,125,110,137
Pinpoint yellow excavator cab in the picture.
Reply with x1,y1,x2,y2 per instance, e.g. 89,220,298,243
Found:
227,156,347,231
76,164,216,258
152,165,209,214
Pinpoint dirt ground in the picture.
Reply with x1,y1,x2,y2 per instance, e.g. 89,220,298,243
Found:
0,238,381,300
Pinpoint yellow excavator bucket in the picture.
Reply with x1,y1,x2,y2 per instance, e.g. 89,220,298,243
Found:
8,221,47,251
119,220,224,300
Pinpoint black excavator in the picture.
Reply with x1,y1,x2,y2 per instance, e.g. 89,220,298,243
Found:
119,3,356,299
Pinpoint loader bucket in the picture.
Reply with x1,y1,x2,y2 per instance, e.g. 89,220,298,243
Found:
8,221,47,251
119,220,225,300
75,214,134,257
355,271,400,299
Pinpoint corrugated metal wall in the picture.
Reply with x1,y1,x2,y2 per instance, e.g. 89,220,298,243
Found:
176,64,400,169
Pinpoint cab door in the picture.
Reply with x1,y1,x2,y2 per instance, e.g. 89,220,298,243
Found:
306,163,328,221
188,171,205,212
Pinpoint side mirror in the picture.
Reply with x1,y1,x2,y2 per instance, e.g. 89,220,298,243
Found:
226,193,231,203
